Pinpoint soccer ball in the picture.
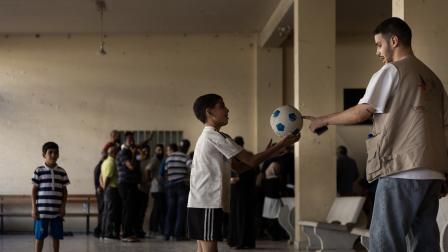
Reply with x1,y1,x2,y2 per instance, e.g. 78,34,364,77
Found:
270,105,303,136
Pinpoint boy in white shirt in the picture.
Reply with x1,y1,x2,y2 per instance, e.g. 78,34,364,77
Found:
188,94,300,252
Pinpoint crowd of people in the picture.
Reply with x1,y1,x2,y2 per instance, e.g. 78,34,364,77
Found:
92,129,296,247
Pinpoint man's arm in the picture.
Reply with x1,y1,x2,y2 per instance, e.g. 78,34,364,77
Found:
103,176,111,189
31,186,38,219
125,160,135,171
234,134,300,168
305,104,375,133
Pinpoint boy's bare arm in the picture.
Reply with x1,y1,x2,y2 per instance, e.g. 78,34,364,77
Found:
31,185,38,219
60,187,67,217
231,159,251,174
235,134,300,168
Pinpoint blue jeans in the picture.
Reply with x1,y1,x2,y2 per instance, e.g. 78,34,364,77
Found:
370,177,443,252
164,181,189,239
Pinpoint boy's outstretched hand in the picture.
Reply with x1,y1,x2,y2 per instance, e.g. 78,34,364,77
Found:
280,133,301,146
265,139,274,150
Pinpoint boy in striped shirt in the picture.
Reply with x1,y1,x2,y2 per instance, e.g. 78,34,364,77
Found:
32,142,70,252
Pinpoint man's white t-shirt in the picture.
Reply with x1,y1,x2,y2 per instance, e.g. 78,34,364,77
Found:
359,63,445,180
188,126,243,212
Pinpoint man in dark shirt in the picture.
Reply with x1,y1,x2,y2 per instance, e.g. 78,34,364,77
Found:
117,132,141,242
336,146,359,196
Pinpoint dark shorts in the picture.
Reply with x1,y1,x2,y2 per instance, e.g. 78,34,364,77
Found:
187,208,223,241
34,217,64,240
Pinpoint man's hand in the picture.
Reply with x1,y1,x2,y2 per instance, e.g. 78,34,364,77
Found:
32,207,38,220
230,177,240,184
303,116,328,134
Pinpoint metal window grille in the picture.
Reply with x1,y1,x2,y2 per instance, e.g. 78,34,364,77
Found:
118,130,183,154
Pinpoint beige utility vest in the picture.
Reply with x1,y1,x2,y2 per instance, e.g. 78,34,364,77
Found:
366,56,448,182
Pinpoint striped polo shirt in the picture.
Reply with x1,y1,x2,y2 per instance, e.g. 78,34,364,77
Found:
164,152,190,184
32,164,70,219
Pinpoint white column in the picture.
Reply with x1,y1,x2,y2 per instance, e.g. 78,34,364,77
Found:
294,0,336,248
255,47,283,152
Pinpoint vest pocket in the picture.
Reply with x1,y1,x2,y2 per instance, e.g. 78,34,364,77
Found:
365,136,382,181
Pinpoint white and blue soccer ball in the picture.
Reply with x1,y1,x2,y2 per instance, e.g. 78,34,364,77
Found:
270,105,303,137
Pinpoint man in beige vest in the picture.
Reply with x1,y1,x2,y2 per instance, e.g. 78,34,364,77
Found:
305,17,448,251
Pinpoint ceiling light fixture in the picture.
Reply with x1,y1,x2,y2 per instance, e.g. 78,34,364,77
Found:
277,25,292,38
96,0,107,55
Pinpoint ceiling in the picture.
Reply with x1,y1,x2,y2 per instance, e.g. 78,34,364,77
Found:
0,0,392,36
0,0,281,34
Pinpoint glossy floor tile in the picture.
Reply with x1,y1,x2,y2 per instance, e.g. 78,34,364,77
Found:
0,235,298,252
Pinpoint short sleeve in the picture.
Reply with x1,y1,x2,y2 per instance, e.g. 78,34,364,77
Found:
101,161,113,179
61,171,70,186
358,63,399,113
209,133,243,159
32,170,39,185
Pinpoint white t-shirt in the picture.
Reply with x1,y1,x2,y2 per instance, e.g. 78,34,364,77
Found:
187,126,243,212
359,63,445,180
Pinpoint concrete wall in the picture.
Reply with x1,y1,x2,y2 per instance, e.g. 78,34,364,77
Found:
0,34,258,194
393,0,448,88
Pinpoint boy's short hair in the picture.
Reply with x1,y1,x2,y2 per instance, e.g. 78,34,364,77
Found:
193,94,223,123
374,17,412,47
42,142,59,154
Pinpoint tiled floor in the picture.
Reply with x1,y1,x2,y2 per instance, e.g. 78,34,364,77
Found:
0,235,297,252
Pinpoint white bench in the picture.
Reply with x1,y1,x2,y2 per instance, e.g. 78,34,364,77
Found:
437,197,448,252
298,196,366,251
278,197,295,244
351,228,369,250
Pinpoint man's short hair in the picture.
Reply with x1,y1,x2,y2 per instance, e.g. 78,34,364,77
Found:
168,143,179,152
140,144,150,151
107,145,117,155
42,142,59,154
124,131,134,138
193,94,223,123
374,17,412,47
337,145,348,156
179,139,191,153
156,144,164,149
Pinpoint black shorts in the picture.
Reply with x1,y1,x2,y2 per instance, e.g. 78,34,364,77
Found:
187,208,223,241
